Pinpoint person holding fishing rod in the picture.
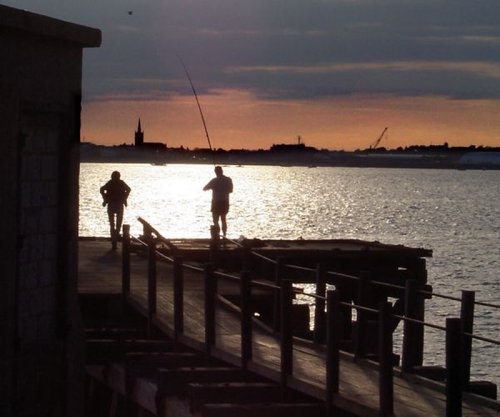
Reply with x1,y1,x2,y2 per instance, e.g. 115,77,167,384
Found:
177,56,234,237
203,166,233,238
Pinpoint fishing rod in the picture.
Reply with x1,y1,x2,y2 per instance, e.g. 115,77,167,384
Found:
177,55,215,161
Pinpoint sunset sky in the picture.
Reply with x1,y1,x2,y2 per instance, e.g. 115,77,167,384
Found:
5,0,500,150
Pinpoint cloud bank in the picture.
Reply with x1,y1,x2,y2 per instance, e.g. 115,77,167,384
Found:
6,0,500,103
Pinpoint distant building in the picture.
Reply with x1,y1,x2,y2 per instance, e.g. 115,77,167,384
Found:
135,118,144,146
134,118,167,151
0,5,100,417
271,136,316,152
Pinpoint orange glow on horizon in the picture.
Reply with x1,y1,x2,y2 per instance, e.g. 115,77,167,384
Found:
81,90,500,151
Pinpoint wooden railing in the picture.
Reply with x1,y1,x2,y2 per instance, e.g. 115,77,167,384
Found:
120,222,500,417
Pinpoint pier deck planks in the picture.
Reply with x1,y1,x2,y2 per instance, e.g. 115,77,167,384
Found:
79,238,499,417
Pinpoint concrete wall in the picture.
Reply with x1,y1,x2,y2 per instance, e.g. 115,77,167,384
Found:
0,5,100,416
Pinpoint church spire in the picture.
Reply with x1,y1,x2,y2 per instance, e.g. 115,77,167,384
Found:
135,118,144,146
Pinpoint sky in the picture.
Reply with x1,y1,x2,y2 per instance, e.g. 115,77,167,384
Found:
4,0,500,150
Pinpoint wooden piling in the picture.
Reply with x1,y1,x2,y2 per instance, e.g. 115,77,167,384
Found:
446,317,463,417
240,270,253,368
173,256,184,339
313,263,326,344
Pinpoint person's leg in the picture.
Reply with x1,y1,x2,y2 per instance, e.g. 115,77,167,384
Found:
115,205,124,238
107,208,116,242
220,214,227,237
212,212,221,234
108,203,121,249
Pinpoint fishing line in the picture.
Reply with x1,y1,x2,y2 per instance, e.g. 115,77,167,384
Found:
176,54,215,163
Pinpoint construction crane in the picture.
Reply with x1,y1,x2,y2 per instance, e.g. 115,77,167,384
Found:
369,127,388,150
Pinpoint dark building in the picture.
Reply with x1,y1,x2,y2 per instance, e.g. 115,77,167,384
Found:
135,118,144,147
0,5,101,417
134,118,167,151
270,135,317,152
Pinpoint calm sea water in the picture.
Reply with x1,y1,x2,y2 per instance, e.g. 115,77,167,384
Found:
79,162,500,387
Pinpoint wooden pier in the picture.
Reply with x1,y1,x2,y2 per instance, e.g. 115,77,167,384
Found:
79,220,500,417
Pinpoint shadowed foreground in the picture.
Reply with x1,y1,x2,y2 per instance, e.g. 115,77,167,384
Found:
78,238,500,417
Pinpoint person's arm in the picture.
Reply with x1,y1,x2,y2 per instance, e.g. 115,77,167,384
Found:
100,183,108,206
123,181,131,206
124,182,131,197
203,179,213,191
228,178,233,193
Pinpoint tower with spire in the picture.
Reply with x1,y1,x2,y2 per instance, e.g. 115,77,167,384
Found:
134,118,144,147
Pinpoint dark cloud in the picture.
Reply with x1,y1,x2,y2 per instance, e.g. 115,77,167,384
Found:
6,0,500,101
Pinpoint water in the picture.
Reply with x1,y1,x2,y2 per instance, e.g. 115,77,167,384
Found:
79,162,500,386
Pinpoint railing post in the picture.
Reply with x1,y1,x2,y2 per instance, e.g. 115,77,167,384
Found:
413,258,427,366
313,263,326,344
273,257,284,332
460,290,475,389
446,317,463,417
326,290,341,415
402,279,417,372
280,279,293,397
121,224,130,298
209,225,219,265
240,270,252,368
354,271,370,359
204,263,216,355
241,242,252,272
147,240,157,337
379,301,394,417
173,256,184,340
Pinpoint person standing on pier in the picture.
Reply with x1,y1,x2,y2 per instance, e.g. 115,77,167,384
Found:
100,171,131,250
203,166,233,237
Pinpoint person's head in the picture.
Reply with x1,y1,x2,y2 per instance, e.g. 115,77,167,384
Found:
214,166,223,177
111,171,121,180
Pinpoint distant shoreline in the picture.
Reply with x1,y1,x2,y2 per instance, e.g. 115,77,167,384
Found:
80,143,500,170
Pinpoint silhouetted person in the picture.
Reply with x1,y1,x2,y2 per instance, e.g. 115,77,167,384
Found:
100,171,131,249
203,166,233,237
